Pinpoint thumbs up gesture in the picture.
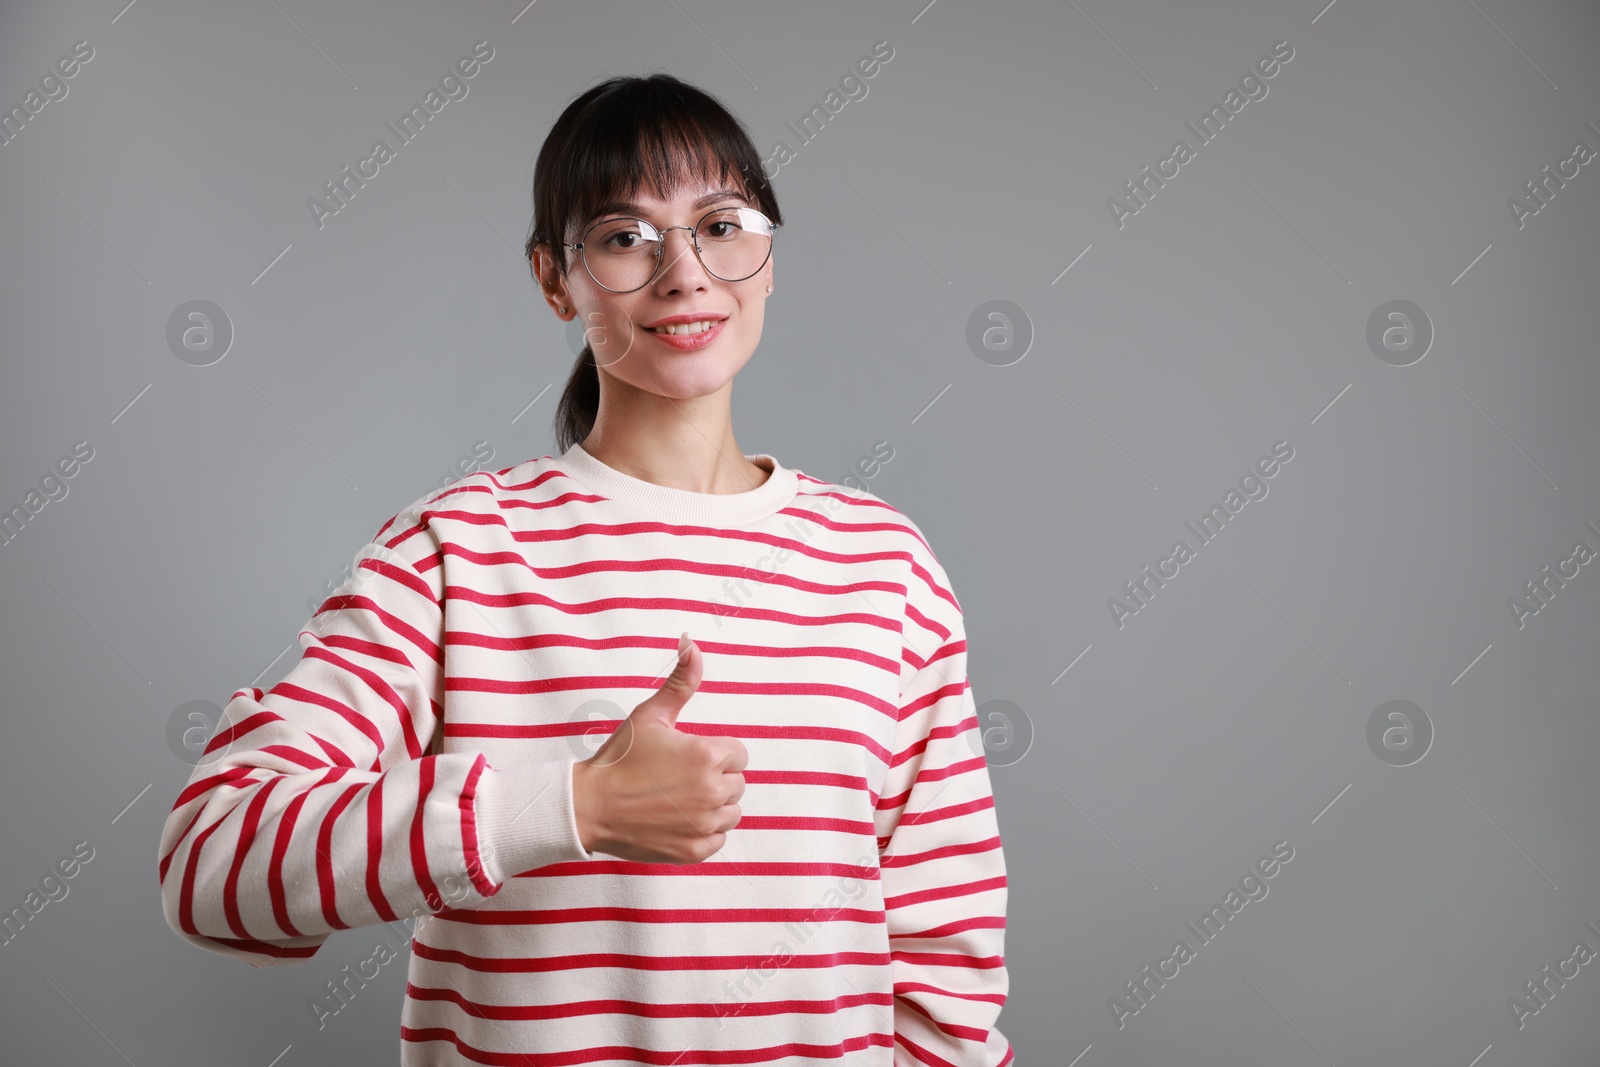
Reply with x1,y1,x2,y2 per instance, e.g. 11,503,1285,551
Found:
572,634,748,864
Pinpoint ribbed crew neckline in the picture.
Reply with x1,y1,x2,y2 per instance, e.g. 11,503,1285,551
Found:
556,440,799,526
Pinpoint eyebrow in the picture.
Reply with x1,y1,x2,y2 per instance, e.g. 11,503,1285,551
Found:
590,188,750,220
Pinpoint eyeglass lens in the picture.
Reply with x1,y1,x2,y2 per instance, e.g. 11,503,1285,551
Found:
581,207,774,292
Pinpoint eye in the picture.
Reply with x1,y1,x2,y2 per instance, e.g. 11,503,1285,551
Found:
588,218,656,253
700,208,749,241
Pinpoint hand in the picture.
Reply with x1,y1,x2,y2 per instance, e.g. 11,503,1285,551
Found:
571,633,747,864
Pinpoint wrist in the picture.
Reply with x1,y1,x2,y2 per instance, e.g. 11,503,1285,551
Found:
473,759,593,881
570,758,603,855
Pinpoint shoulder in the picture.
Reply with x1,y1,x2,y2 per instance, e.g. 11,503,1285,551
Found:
363,455,567,571
789,467,932,554
788,464,963,641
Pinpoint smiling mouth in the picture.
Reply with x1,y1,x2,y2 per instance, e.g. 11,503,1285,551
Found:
646,319,722,336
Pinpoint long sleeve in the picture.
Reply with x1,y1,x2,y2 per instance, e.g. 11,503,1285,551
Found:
155,513,591,968
875,548,1013,1066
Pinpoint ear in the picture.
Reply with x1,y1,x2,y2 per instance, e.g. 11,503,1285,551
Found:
530,244,574,319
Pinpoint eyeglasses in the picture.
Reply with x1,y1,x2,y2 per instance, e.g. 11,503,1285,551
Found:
563,206,778,293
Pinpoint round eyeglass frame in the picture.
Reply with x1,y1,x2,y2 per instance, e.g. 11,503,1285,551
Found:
562,206,779,293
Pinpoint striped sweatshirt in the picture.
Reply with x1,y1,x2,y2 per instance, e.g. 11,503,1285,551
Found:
157,440,1013,1066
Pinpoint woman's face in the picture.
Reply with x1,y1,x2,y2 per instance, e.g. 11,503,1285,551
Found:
540,175,774,402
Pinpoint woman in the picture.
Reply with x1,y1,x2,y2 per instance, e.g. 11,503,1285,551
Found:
157,72,1012,1066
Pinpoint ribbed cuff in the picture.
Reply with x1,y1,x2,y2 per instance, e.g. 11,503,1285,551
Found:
473,759,593,885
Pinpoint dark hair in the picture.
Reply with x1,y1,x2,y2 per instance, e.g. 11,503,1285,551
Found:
526,73,784,453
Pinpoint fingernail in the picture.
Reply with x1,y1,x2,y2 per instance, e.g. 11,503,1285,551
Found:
678,631,690,663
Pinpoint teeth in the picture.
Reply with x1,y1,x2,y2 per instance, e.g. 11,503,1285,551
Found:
649,319,718,335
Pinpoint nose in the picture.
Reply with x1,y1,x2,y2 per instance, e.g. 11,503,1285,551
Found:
654,226,710,289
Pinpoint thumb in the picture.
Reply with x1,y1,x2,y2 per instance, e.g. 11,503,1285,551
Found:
632,632,701,728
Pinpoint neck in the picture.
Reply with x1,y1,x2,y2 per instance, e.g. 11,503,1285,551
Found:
582,383,768,495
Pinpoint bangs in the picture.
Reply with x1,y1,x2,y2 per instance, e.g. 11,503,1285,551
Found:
565,117,750,237
531,73,779,274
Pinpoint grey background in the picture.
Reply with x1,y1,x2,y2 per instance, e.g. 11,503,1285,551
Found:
3,0,1599,1063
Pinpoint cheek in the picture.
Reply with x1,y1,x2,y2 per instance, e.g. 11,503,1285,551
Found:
719,324,758,376
740,303,765,348
585,300,648,365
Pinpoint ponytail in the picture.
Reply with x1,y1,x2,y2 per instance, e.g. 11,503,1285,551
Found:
554,345,600,453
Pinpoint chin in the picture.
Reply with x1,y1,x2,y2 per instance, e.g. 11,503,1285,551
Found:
656,342,751,374
653,367,738,398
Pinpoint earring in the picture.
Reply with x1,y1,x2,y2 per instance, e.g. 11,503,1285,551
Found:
765,284,772,294
559,306,567,313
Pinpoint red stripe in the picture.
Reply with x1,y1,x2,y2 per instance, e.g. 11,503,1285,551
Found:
157,806,205,884
447,674,894,718
900,795,997,828
404,982,890,1020
893,992,996,1043
745,767,867,789
307,586,441,661
904,636,965,674
292,643,425,758
435,904,885,926
306,732,356,768
269,677,388,755
879,754,990,809
891,714,978,768
314,782,365,930
410,940,891,973
443,630,900,675
172,765,254,809
366,773,396,922
881,837,1004,870
458,752,496,898
495,487,607,512
889,915,1006,942
894,979,1008,1005
188,934,320,961
441,542,909,599
907,557,960,612
894,1026,974,1067
776,509,920,539
891,949,1006,970
509,858,879,880
447,721,893,767
411,755,443,912
904,604,953,651
363,553,440,604
256,743,332,771
177,809,231,935
267,767,344,937
223,776,282,938
315,630,428,671
399,1025,894,1066
500,512,897,551
885,874,1008,912
793,482,905,516
896,680,965,723
202,709,280,757
445,581,904,635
